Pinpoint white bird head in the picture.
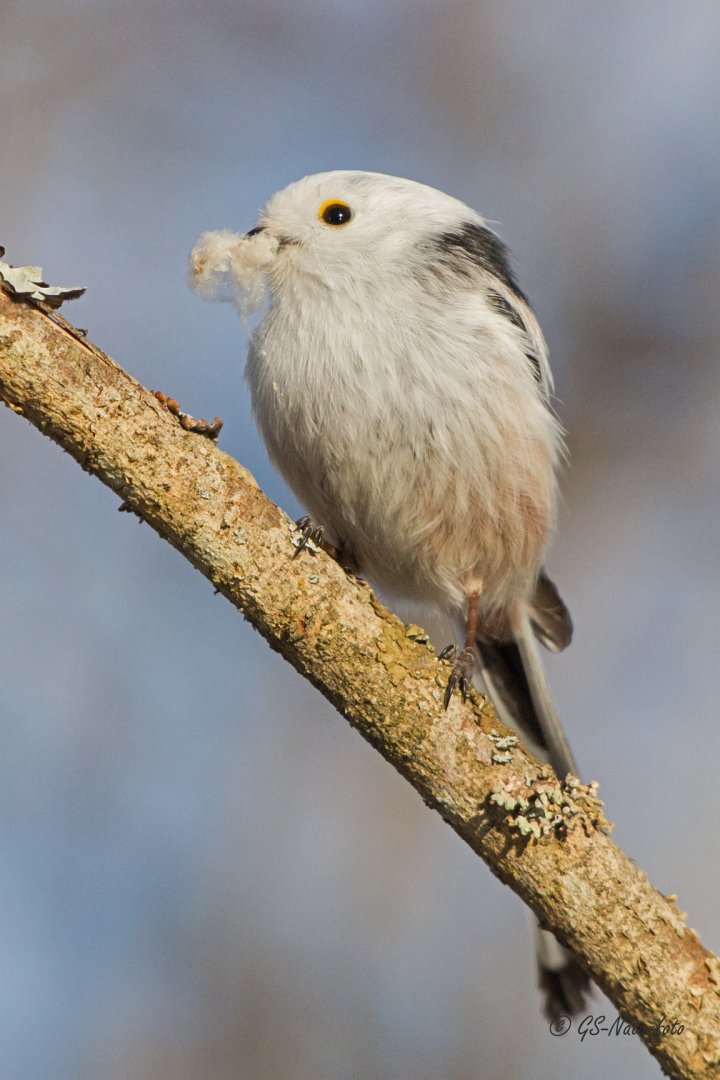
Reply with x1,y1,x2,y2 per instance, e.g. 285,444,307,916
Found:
255,170,484,281
189,171,488,314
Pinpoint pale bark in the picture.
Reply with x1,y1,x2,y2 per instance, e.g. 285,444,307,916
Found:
0,287,718,1078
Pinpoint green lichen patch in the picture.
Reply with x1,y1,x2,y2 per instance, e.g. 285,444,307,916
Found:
487,728,519,765
489,767,611,841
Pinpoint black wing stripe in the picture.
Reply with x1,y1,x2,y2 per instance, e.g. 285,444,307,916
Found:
434,224,543,385
433,222,527,298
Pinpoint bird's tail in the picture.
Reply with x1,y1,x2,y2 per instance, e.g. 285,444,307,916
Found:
474,571,591,1020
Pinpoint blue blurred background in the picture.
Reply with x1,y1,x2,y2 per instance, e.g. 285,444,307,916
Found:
2,2,719,1077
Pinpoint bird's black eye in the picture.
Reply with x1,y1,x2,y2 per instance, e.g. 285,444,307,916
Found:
246,225,265,237
318,200,353,227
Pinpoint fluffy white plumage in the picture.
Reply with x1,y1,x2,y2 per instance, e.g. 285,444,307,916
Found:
190,171,588,1019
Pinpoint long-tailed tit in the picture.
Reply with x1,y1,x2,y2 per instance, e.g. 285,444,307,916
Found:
190,170,588,1018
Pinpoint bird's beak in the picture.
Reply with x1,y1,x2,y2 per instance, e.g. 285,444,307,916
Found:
247,222,298,250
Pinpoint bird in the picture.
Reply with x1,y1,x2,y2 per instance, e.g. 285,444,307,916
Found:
190,169,589,1019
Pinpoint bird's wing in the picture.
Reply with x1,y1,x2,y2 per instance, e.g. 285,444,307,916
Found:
430,220,554,396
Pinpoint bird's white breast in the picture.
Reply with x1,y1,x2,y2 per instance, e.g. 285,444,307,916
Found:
246,268,562,620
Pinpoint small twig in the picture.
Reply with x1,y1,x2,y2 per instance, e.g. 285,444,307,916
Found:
152,390,223,439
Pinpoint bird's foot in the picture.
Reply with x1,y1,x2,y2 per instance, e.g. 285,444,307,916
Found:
152,390,223,440
441,645,475,710
292,516,341,560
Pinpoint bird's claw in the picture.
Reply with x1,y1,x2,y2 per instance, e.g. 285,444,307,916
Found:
442,646,475,710
292,518,353,573
293,516,327,559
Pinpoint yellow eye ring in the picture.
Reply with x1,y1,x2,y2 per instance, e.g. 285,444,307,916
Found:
318,200,353,226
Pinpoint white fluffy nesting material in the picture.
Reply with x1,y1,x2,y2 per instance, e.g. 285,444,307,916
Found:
188,228,277,318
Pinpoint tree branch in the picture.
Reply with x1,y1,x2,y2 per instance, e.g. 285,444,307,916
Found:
1,286,718,1078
